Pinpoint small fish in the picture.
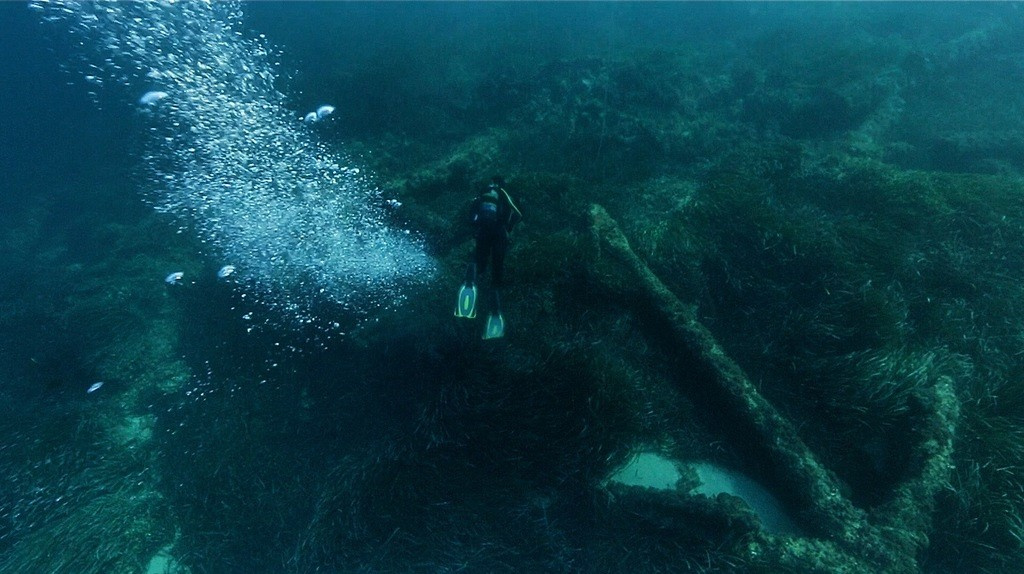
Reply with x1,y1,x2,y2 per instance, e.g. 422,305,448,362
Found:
316,105,335,119
139,90,169,105
165,271,184,285
217,265,236,279
87,382,103,393
384,199,402,210
302,111,318,123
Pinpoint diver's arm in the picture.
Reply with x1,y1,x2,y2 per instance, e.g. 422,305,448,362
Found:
469,197,481,224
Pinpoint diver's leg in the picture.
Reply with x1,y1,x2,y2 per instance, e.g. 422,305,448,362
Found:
491,232,508,288
492,244,505,289
475,236,490,279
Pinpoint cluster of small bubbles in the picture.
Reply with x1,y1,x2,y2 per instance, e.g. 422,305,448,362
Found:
32,0,436,332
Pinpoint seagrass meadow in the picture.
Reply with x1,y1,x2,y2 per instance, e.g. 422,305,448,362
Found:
2,3,1024,573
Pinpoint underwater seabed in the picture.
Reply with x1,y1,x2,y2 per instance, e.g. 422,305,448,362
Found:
1,157,1019,572
0,212,192,573
0,149,1012,574
339,122,1024,571
2,156,1019,573
0,195,971,573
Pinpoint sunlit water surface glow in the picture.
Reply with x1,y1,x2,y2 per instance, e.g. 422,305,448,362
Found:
31,0,435,332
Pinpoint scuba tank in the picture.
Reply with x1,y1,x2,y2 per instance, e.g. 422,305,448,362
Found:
477,189,501,224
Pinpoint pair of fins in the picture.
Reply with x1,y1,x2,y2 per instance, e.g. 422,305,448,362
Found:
454,270,505,339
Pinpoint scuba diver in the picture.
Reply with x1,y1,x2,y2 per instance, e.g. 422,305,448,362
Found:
454,176,522,339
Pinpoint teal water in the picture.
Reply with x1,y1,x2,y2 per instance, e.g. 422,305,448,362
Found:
2,2,1024,572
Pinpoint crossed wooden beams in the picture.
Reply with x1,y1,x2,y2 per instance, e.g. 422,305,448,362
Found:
589,204,958,573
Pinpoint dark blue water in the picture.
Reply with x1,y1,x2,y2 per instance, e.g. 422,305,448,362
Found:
2,2,1024,572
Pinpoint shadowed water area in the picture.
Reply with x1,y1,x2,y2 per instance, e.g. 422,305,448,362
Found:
2,2,1024,573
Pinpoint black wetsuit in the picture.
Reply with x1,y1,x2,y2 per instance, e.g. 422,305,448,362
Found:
471,189,513,288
